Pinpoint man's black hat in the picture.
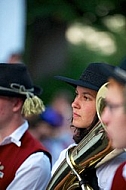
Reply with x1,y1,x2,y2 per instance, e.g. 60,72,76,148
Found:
0,63,45,117
55,63,108,91
0,63,41,98
100,58,126,84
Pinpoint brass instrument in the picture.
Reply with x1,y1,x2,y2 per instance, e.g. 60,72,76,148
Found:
47,121,112,190
46,83,122,190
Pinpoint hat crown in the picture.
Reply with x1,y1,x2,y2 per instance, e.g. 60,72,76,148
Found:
99,58,126,84
0,63,41,97
0,63,32,88
55,63,108,91
79,63,108,90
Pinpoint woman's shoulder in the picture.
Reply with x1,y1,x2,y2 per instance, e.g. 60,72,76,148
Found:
51,143,77,175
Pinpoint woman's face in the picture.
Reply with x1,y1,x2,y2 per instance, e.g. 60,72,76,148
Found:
71,86,97,129
101,80,126,149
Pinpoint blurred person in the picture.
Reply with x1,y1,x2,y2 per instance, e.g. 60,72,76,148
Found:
99,58,126,189
0,63,51,190
28,114,45,141
28,106,69,166
7,52,23,63
51,62,126,190
49,89,74,145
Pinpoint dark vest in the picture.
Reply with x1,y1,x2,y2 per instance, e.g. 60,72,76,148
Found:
111,161,126,190
0,131,51,190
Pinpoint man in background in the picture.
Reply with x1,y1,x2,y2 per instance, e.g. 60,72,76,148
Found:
100,58,126,189
0,63,51,189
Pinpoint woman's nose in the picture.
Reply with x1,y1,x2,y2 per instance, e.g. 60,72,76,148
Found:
71,97,80,109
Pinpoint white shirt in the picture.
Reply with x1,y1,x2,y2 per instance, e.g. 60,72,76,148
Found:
0,121,51,190
96,151,126,190
52,143,126,190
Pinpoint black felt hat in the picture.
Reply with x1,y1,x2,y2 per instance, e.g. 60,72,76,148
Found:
0,63,42,98
100,57,126,84
55,63,108,91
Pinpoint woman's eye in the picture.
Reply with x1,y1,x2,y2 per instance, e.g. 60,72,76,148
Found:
74,92,78,97
84,96,90,101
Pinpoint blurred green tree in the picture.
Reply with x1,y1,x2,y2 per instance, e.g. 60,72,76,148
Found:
25,0,126,104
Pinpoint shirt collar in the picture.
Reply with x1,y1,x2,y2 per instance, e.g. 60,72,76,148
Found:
0,120,29,147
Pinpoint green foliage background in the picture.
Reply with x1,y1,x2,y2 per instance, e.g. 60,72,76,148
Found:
25,0,126,104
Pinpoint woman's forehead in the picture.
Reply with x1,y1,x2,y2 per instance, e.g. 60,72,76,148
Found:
76,86,97,95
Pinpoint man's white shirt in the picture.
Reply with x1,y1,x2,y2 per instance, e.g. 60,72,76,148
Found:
0,120,51,190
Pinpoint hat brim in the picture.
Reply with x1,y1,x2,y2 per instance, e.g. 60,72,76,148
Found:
54,76,99,91
100,64,126,84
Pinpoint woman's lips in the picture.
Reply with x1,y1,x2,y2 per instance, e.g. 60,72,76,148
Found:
73,112,80,118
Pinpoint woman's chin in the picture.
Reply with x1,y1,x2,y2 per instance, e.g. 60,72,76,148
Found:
72,123,84,129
